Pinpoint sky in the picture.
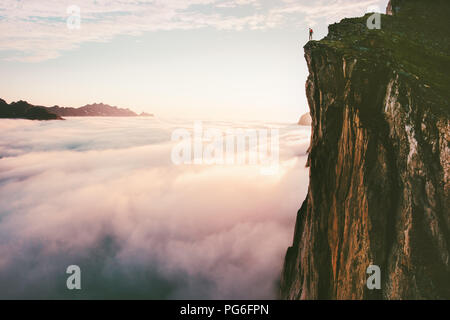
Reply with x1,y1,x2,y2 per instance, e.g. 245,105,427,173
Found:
0,0,389,121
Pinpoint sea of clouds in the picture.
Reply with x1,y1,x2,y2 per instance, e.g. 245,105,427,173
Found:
0,117,310,299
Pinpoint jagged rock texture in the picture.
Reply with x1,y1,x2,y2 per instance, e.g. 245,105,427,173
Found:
280,0,449,299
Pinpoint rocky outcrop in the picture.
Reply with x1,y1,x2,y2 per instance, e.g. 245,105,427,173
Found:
280,0,449,299
298,113,312,126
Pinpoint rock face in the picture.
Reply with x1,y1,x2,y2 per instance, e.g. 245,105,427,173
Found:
280,0,449,299
298,113,312,126
0,99,63,120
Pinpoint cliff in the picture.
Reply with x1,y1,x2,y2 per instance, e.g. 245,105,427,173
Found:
280,0,449,299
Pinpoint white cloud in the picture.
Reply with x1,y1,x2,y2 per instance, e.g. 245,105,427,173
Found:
0,118,311,298
0,0,266,61
0,0,387,62
274,0,384,27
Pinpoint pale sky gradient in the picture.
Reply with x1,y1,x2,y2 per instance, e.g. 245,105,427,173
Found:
0,0,388,121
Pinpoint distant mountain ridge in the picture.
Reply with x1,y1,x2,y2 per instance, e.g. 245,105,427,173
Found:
0,99,153,120
48,103,140,117
0,99,63,120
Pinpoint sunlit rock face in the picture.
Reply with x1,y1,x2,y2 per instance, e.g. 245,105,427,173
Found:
280,0,449,300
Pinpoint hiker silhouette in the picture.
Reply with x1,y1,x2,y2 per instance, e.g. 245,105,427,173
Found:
309,28,313,41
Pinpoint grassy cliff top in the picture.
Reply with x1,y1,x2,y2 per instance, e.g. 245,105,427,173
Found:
307,0,450,116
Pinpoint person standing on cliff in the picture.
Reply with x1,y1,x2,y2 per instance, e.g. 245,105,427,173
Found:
309,28,313,41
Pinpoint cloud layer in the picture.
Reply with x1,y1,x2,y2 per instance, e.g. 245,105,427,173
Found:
0,117,310,299
0,0,385,61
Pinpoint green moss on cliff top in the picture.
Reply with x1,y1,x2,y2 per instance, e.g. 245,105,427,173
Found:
310,3,450,116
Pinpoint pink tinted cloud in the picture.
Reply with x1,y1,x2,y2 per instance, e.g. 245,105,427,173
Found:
0,118,310,298
0,0,387,62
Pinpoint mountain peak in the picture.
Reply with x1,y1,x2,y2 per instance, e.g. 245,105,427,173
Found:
52,103,138,117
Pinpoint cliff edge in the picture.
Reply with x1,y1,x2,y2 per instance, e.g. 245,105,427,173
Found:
280,0,449,299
